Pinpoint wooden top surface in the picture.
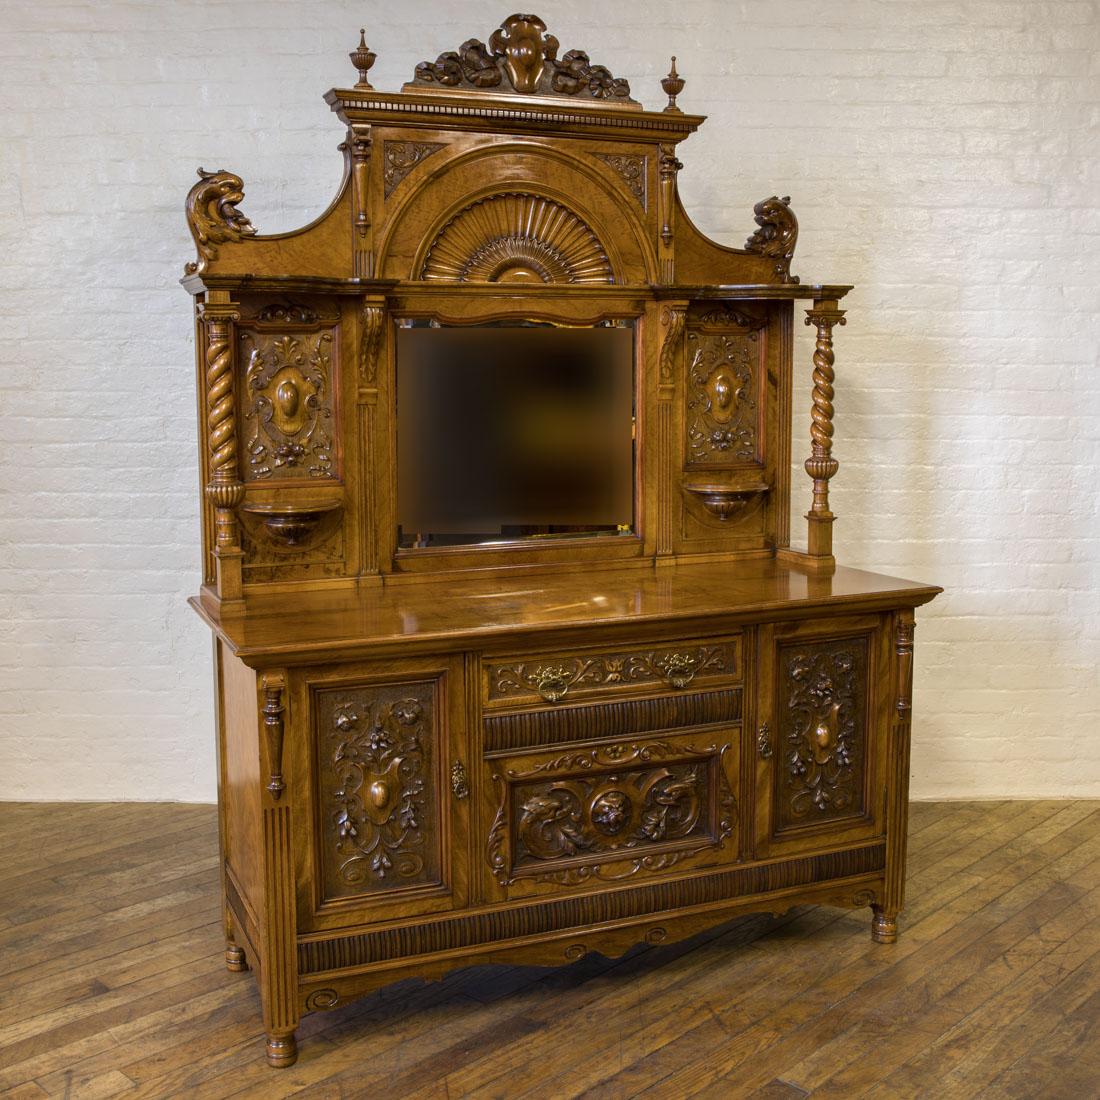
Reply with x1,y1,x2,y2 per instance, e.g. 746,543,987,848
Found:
193,559,941,664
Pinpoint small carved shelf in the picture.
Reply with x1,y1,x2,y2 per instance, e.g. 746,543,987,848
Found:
683,482,770,521
240,496,343,548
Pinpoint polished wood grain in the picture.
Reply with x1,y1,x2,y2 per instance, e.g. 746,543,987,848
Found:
179,13,941,1065
2,801,1097,1098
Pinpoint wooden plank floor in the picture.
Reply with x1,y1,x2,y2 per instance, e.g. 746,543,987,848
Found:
1,802,1098,1099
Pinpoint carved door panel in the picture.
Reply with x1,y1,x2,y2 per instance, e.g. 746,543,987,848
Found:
291,656,470,932
754,616,889,858
480,727,740,901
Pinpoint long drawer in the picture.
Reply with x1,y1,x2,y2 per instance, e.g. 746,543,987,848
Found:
482,635,742,710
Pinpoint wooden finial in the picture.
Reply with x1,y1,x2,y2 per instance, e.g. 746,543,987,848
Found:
661,56,685,112
349,29,377,89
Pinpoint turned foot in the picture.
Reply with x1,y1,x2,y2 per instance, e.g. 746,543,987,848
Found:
266,1031,298,1068
871,906,899,944
225,944,248,972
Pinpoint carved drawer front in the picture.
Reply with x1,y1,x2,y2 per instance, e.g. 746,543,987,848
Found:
755,616,887,858
300,659,469,931
483,731,740,899
483,636,741,710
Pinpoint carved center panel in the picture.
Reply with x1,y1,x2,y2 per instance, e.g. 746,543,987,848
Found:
240,330,336,480
314,680,441,900
487,740,736,888
775,636,869,832
421,193,614,284
685,329,762,467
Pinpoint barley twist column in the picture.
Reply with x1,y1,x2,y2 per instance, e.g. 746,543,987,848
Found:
803,300,846,561
199,295,244,601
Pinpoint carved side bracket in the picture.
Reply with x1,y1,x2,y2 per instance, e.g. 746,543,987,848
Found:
658,306,687,389
359,302,385,385
185,169,257,276
745,195,799,284
262,673,287,800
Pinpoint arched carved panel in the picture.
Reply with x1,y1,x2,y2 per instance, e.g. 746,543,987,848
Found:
420,192,614,285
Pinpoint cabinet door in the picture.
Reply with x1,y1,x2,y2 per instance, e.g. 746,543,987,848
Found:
754,615,889,858
291,656,470,932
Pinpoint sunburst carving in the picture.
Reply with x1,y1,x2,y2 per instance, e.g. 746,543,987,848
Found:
421,193,613,284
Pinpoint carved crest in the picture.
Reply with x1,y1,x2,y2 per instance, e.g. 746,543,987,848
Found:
413,14,635,102
744,195,799,284
184,168,257,275
421,193,613,284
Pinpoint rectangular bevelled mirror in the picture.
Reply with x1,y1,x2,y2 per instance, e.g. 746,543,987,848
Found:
396,322,635,550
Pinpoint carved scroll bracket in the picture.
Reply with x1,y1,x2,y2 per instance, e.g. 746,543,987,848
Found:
358,299,386,389
262,673,287,800
199,294,244,600
802,301,846,560
745,195,799,284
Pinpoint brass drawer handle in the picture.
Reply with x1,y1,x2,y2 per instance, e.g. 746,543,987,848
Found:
534,667,571,703
450,760,469,800
662,654,697,689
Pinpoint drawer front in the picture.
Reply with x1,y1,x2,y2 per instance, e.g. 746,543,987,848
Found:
483,636,741,709
481,728,741,900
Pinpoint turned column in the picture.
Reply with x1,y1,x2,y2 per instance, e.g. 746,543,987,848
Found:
802,299,846,562
199,293,244,602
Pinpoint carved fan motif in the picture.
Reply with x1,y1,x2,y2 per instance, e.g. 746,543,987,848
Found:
421,193,614,284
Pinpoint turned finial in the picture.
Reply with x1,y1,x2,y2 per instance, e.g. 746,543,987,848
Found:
661,56,685,112
350,29,377,89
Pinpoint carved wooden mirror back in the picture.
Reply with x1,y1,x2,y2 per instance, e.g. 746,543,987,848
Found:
183,13,850,603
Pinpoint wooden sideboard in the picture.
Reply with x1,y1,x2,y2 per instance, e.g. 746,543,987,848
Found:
183,15,940,1067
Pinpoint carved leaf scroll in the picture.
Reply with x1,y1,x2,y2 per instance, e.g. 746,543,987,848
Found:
421,192,613,284
315,682,441,898
241,330,335,481
776,637,869,831
413,14,636,103
685,330,760,466
383,141,445,198
595,153,647,207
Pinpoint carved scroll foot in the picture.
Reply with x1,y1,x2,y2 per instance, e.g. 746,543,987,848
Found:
265,1031,298,1068
225,944,248,972
871,906,899,944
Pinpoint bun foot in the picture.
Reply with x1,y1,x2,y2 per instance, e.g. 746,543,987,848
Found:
225,944,248,972
871,907,899,944
266,1032,298,1068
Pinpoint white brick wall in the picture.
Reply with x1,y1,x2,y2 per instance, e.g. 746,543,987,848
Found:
1,0,1097,801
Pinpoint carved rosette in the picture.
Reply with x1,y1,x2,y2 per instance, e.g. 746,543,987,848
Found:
421,193,613,284
383,141,445,198
413,14,635,102
241,331,335,480
487,741,736,886
777,638,868,830
594,153,647,207
184,168,257,275
685,331,760,466
745,195,799,284
316,683,440,897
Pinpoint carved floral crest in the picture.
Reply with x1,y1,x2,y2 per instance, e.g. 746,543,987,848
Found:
413,13,635,102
